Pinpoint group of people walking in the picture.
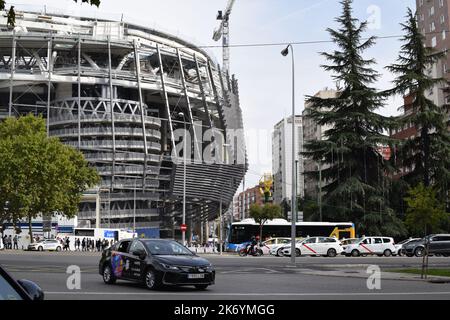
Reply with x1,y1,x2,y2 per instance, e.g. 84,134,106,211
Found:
71,237,113,252
1,235,19,250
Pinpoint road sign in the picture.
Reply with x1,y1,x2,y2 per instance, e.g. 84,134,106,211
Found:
180,224,187,232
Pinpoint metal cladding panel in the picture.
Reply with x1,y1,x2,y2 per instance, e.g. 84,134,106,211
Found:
171,163,245,204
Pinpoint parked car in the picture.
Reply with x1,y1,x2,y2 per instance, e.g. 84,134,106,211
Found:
343,237,396,257
99,238,215,290
394,238,421,256
281,237,343,257
0,237,4,250
339,238,360,255
27,239,62,251
403,234,450,257
0,265,44,300
262,238,291,256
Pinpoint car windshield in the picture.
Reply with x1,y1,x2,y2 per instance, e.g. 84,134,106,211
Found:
143,240,193,256
0,273,23,301
344,239,359,244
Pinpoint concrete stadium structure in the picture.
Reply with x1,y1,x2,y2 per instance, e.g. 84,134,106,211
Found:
0,9,247,238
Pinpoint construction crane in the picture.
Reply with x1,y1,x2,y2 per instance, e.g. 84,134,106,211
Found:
212,0,236,75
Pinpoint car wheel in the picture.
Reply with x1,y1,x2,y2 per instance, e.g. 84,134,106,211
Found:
415,247,425,257
351,249,360,257
56,246,61,252
144,268,161,290
384,249,392,257
295,249,301,257
277,248,284,257
443,253,449,257
397,250,403,257
38,246,43,251
327,248,337,257
102,265,116,284
195,284,208,290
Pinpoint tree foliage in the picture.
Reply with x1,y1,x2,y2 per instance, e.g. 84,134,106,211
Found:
0,0,101,27
302,0,404,236
0,115,100,241
387,9,450,206
404,183,448,236
249,203,282,243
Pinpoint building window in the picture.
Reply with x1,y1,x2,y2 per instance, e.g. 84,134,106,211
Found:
429,6,435,17
441,15,446,24
444,63,448,74
443,30,447,40
440,0,444,8
432,36,437,47
419,0,424,6
430,22,436,32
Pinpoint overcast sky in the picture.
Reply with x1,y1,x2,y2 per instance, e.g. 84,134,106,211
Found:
10,0,416,190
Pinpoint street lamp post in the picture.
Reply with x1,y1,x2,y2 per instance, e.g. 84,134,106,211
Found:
178,112,187,246
133,179,136,237
281,44,297,264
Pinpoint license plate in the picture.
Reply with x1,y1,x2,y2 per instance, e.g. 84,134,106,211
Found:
188,274,205,279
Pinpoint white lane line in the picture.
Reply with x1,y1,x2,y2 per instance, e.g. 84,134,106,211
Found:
44,291,450,296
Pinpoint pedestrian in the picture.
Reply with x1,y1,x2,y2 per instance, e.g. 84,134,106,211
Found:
77,238,81,251
81,238,86,251
13,235,18,250
7,235,12,249
66,237,70,251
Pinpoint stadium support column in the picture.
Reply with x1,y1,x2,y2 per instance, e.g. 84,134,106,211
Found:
176,48,201,161
157,44,177,154
47,34,53,136
133,39,149,189
194,54,213,130
77,37,82,149
108,36,117,190
8,31,16,117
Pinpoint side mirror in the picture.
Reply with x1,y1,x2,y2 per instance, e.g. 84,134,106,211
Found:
18,279,44,301
132,249,147,260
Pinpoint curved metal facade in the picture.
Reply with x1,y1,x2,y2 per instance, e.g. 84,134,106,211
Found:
0,10,247,237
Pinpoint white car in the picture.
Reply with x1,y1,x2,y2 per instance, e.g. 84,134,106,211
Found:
28,239,63,251
261,238,291,255
0,237,4,250
343,237,396,257
281,237,343,257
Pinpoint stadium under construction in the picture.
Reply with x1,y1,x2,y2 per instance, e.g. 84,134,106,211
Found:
0,9,247,238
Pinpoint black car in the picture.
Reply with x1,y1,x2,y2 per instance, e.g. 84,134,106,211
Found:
99,238,215,290
0,265,44,300
403,234,450,257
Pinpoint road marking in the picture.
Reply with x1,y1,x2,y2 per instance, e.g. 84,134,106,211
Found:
44,291,450,296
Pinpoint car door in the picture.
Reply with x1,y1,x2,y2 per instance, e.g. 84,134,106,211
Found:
372,237,384,254
358,238,374,255
127,240,148,281
301,237,319,255
111,240,132,279
316,237,329,255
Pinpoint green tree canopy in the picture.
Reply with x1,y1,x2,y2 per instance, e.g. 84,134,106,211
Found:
0,115,100,241
386,9,450,206
301,0,404,236
249,203,283,243
404,183,448,236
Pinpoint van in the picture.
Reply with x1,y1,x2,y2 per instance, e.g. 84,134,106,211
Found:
343,236,396,257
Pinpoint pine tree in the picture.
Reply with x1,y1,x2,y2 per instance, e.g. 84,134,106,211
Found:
302,0,405,236
387,9,450,210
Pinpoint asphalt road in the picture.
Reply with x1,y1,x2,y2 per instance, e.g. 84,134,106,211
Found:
1,251,450,300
